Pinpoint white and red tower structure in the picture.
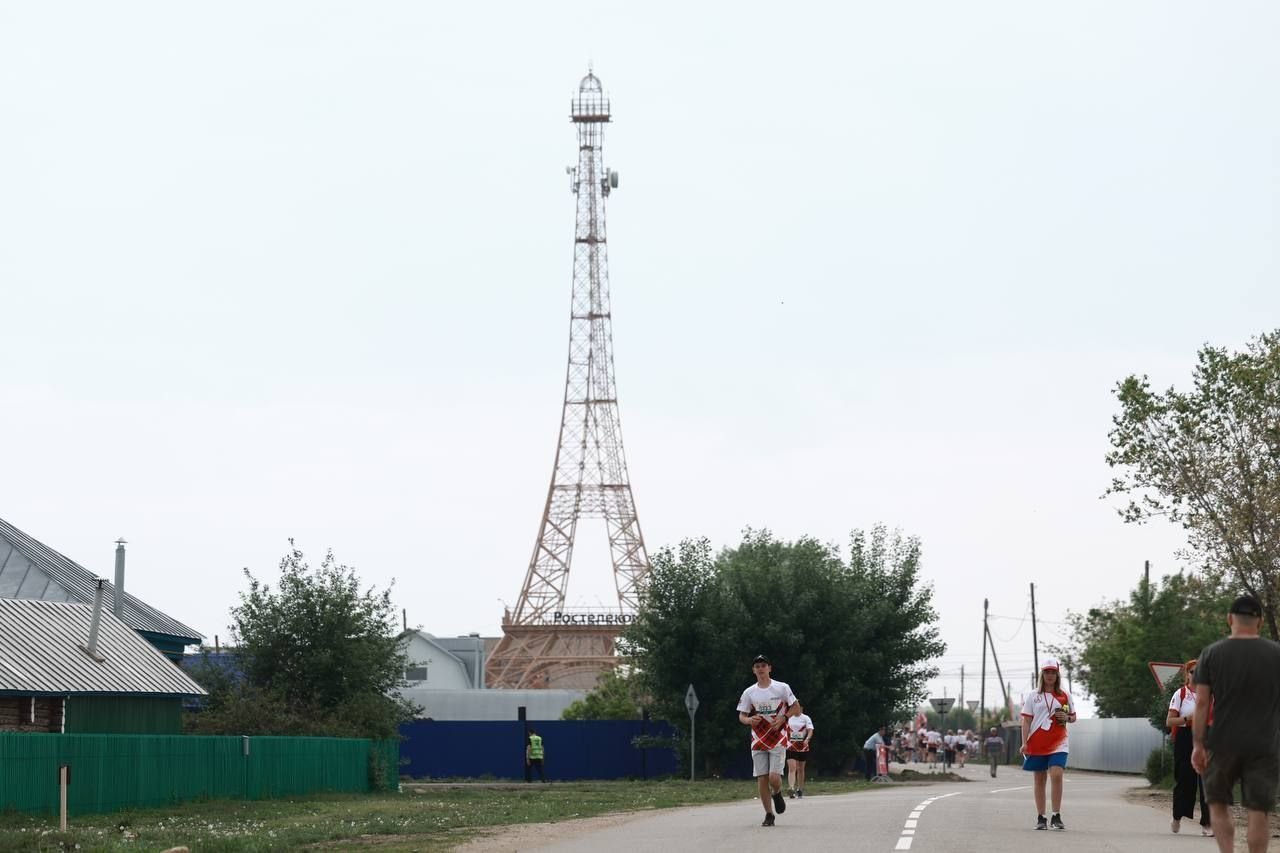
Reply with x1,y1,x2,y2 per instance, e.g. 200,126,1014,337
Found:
485,71,650,689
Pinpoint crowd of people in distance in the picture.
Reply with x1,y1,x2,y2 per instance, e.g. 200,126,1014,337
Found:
890,726,1000,771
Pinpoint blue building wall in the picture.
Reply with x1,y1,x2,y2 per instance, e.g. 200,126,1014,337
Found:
400,719,679,780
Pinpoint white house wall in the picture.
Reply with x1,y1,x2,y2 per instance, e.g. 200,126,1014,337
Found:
403,634,472,690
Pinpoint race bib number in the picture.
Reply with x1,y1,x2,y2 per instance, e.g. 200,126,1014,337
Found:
790,730,807,742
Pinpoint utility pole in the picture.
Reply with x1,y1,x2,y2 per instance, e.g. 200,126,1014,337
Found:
986,620,1013,720
980,599,989,733
1144,560,1152,618
960,664,965,710
1030,582,1039,678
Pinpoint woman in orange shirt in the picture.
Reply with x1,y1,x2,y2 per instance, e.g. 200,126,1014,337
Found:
1020,658,1077,830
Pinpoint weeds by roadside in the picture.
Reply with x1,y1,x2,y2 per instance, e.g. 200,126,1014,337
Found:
0,775,953,852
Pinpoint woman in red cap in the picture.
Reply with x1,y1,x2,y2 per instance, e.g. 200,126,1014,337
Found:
1167,659,1212,835
1020,657,1076,830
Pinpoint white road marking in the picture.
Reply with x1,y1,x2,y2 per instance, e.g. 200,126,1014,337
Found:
990,786,1032,793
894,791,963,849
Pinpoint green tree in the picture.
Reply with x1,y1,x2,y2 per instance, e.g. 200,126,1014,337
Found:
186,542,419,739
1106,330,1280,636
623,526,944,775
1056,570,1232,719
561,668,644,720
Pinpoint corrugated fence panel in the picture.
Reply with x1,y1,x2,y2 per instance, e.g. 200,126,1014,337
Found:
0,733,400,815
247,737,370,799
1066,717,1164,773
399,719,679,780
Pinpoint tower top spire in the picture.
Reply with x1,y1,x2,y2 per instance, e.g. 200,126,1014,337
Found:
571,69,609,123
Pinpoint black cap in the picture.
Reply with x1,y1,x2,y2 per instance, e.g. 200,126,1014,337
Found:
752,654,771,665
1230,594,1263,618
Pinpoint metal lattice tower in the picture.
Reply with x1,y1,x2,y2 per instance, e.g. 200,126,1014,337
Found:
485,71,650,689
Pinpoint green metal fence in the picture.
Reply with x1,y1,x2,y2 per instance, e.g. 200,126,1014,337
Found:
0,733,400,815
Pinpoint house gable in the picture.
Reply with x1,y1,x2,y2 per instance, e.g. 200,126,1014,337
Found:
0,517,202,655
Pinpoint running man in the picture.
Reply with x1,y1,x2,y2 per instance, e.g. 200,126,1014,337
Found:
1192,594,1280,853
925,727,941,768
737,654,802,827
1020,657,1076,830
786,710,814,798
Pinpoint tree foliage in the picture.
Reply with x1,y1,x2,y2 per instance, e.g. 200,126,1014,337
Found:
1056,570,1232,719
561,668,644,720
622,526,944,775
185,542,419,739
1106,330,1280,635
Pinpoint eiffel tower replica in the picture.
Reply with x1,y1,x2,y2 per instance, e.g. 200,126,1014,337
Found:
484,71,650,690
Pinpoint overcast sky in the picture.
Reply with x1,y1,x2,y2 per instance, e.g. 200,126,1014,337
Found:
2,2,1276,716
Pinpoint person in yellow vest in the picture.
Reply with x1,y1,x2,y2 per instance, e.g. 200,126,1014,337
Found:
526,728,546,783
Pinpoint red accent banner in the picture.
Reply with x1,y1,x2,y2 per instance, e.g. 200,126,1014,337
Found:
876,744,889,777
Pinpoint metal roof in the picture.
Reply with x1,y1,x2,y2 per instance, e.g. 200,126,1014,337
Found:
0,516,202,643
0,598,207,697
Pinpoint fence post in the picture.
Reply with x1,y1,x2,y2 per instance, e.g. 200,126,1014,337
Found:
58,764,70,831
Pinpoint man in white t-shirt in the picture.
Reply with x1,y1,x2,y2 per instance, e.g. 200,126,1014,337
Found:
786,712,814,798
737,654,802,827
926,728,942,768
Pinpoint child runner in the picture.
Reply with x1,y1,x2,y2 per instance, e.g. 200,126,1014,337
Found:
786,711,814,798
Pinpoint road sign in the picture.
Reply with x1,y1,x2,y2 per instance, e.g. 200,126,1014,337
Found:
685,685,699,783
966,700,979,712
929,697,956,714
1149,661,1184,692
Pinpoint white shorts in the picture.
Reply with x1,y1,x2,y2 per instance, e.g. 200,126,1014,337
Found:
752,745,786,777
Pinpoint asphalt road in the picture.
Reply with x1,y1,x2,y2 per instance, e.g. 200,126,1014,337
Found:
522,761,1235,852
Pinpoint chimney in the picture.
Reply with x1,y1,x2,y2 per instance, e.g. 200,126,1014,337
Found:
470,632,482,689
83,579,107,662
113,538,127,618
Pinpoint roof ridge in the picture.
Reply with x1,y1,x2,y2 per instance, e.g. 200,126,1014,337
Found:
0,516,202,642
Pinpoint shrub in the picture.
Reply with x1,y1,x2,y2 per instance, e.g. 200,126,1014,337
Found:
1145,743,1173,786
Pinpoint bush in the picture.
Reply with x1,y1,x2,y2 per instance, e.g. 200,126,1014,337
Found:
1145,743,1173,786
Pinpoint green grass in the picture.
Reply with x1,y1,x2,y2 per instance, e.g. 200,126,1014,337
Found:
0,774,951,852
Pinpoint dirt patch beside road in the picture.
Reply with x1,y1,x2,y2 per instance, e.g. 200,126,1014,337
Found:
450,811,649,853
1125,784,1280,845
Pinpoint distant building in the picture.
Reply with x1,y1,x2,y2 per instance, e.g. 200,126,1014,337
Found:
0,597,207,734
0,516,202,661
396,687,587,721
393,631,585,719
398,630,489,690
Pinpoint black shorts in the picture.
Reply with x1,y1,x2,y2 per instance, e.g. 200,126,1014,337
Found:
786,750,808,762
955,744,967,753
927,745,938,753
1204,750,1280,812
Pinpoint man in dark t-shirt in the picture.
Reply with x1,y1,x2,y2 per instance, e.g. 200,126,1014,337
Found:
1192,594,1280,853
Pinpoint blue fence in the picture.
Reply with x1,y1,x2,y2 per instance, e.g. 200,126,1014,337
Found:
400,719,679,780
